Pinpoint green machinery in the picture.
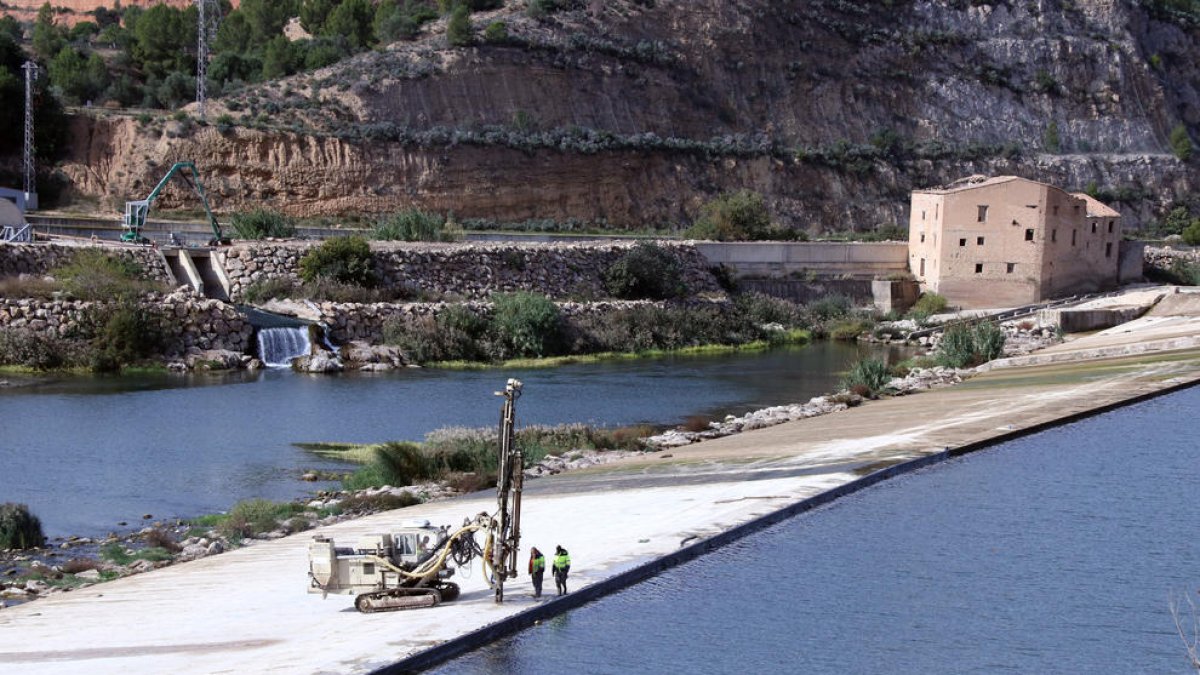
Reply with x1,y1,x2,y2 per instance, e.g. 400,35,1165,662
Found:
121,161,229,245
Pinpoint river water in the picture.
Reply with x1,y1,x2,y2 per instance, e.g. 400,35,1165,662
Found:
436,385,1200,674
0,342,898,537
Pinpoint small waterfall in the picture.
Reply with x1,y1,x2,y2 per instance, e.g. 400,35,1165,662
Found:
257,327,311,367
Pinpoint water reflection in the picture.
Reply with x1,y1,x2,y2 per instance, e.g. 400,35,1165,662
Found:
0,342,894,536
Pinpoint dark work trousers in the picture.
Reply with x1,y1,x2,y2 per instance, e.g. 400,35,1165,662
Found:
554,568,569,595
532,569,544,597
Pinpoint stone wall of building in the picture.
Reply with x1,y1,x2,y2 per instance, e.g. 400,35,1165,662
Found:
0,290,252,357
0,243,172,283
219,241,722,302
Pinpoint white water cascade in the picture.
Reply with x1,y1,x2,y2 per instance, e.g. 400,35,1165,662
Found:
257,327,311,367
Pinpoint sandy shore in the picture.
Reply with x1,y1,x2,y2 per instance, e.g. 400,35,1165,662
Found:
2,290,1199,675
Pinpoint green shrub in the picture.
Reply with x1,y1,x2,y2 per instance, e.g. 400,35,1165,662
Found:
973,321,1006,362
55,249,156,300
299,235,376,286
482,20,508,42
1043,120,1061,153
936,321,1006,368
1183,220,1200,246
0,503,45,550
490,291,562,358
89,303,161,373
0,276,59,299
828,317,874,340
907,292,948,321
734,292,802,327
229,209,297,240
805,294,852,322
373,442,431,486
240,277,298,304
841,358,891,397
603,243,686,300
937,323,977,368
1170,124,1194,162
220,499,302,538
0,329,74,370
446,4,473,45
383,304,488,362
685,190,771,241
372,209,460,241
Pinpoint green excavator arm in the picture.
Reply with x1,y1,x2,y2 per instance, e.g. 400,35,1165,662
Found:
121,161,229,245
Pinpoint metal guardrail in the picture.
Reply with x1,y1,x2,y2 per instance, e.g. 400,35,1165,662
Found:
1,224,32,242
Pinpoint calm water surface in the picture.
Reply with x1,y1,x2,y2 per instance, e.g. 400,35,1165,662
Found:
437,386,1200,674
0,342,897,536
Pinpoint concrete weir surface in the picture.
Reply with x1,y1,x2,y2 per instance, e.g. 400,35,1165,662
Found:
2,304,1200,674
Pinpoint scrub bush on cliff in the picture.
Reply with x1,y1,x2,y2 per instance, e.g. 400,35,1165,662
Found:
373,209,461,242
229,209,297,240
299,235,376,286
0,502,45,550
603,243,686,300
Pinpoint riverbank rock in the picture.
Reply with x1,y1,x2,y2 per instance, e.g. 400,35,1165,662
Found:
185,349,245,371
339,341,407,371
292,351,343,373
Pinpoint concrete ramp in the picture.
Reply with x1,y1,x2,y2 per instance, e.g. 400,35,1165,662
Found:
1147,289,1200,317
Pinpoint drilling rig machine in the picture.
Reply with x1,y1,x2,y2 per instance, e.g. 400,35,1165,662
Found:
307,379,526,612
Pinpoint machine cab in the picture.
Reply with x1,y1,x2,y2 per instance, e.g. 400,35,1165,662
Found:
391,521,448,566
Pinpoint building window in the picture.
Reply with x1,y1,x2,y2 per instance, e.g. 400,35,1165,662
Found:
1091,222,1097,234
1025,229,1035,241
1006,262,1016,274
1105,242,1112,258
922,210,926,221
1072,229,1077,246
977,205,989,222
920,233,925,243
977,236,985,245
1053,205,1059,216
1051,229,1057,243
974,263,983,274
1108,221,1114,233
959,238,967,247
920,258,926,276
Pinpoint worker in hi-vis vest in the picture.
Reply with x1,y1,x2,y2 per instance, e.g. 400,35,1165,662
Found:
552,545,571,596
529,547,546,598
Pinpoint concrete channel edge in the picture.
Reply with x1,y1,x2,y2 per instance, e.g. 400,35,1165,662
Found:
375,374,1200,675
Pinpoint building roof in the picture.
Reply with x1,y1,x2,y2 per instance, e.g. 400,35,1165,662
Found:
912,175,1026,195
1070,192,1121,218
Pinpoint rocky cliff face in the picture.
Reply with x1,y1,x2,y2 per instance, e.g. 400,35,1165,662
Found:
48,0,1200,232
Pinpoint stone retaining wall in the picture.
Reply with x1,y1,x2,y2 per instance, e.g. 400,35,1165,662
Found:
219,241,722,302
0,291,251,356
315,299,717,344
0,242,172,282
1145,245,1200,271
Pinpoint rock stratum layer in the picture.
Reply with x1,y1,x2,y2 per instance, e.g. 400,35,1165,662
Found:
38,0,1200,230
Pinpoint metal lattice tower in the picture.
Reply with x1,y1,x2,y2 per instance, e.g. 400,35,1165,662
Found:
196,0,219,120
22,61,37,195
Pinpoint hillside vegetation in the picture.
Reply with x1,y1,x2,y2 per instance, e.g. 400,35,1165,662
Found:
0,0,1197,234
